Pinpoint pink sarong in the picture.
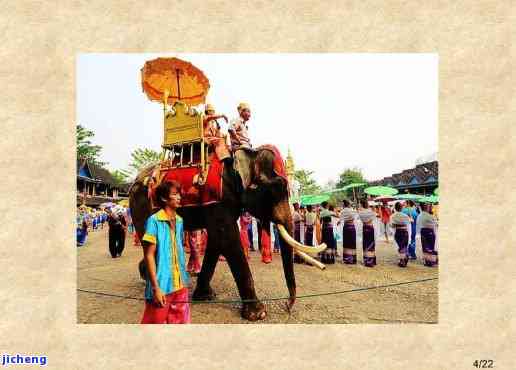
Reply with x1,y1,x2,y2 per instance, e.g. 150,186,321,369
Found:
141,288,190,324
187,230,203,274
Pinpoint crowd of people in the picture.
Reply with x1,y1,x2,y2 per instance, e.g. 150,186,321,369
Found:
76,205,136,258
290,199,439,268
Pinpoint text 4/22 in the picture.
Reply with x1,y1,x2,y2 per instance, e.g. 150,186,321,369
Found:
473,360,494,368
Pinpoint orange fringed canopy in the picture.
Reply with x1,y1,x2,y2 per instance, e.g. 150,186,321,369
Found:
141,57,210,106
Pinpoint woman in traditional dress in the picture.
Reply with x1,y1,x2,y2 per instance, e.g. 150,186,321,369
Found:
299,205,306,244
292,202,304,264
339,199,357,264
315,206,322,245
417,202,438,267
304,205,316,246
390,202,412,267
358,199,376,267
319,202,337,264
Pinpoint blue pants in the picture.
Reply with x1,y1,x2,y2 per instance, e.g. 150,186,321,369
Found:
247,224,255,250
273,226,280,251
408,222,417,258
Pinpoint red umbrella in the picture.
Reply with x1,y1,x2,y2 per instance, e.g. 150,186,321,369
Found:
374,196,396,203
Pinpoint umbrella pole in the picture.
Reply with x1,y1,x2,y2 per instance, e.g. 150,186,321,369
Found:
175,68,181,100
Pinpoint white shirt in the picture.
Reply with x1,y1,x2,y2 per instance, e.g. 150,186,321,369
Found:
390,211,411,227
339,207,357,223
305,211,316,226
417,211,437,231
358,209,376,223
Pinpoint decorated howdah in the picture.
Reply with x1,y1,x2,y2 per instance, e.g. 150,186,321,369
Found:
140,57,222,208
163,101,203,147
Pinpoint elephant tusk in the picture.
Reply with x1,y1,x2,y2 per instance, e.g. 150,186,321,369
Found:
295,250,326,270
277,224,327,254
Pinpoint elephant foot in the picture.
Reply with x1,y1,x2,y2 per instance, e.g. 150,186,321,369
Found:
241,301,267,321
192,286,217,301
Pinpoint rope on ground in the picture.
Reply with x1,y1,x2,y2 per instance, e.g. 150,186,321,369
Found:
77,277,438,304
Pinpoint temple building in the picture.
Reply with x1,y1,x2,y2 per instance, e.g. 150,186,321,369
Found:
284,148,300,202
368,161,438,195
77,158,127,207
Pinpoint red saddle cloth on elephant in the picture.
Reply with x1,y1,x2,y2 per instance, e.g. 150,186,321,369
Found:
160,153,224,207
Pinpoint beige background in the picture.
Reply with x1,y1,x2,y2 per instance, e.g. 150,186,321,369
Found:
1,1,514,369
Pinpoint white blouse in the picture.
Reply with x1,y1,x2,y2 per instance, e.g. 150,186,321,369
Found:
339,207,357,222
390,211,411,226
417,211,437,230
358,209,376,223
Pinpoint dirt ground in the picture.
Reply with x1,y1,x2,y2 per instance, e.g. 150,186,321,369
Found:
78,227,438,324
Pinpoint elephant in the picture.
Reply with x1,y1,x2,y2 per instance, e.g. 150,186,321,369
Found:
129,146,325,321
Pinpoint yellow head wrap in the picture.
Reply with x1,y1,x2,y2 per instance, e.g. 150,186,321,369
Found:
237,102,250,112
205,103,215,113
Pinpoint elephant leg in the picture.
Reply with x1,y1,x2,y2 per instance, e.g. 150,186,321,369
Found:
220,221,266,321
200,205,266,321
192,233,220,301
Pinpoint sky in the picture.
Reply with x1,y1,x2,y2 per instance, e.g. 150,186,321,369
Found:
77,53,437,185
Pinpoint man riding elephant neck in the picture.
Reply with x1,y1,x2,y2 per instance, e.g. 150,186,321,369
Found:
229,102,271,264
229,102,252,151
229,102,254,189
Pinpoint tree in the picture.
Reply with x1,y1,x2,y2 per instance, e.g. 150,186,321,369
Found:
128,148,161,174
334,167,366,202
110,169,131,186
294,169,321,196
336,167,366,188
77,124,106,166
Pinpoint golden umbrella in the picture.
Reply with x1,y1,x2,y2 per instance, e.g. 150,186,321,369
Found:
141,57,210,106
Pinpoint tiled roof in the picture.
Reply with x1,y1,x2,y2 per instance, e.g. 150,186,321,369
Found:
369,161,438,187
77,158,116,185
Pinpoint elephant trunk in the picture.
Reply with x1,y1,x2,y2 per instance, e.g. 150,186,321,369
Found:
274,202,297,310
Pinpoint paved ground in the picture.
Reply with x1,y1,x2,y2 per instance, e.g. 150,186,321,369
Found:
78,227,438,324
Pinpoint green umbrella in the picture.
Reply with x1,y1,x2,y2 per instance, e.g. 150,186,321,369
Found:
364,186,398,196
396,194,424,200
419,195,439,203
325,183,366,193
300,194,330,206
433,187,439,195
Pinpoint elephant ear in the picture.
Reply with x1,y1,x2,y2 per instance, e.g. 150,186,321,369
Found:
256,145,288,184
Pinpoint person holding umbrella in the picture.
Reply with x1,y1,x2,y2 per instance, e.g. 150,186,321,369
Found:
380,202,392,242
358,199,377,267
